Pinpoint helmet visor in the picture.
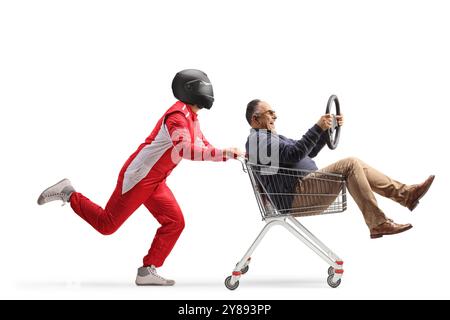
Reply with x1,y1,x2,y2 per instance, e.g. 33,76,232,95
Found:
185,79,214,98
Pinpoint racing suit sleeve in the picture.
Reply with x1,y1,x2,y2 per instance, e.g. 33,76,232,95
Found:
165,112,227,161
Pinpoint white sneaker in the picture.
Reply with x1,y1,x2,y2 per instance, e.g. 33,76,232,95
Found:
135,265,175,286
37,178,75,206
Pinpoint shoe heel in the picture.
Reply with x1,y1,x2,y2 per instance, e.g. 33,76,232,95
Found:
370,234,383,239
409,201,419,212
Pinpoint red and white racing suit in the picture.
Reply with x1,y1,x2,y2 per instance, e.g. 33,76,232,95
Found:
70,101,227,267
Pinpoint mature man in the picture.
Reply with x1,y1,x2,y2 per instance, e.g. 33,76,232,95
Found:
245,99,434,239
37,69,242,286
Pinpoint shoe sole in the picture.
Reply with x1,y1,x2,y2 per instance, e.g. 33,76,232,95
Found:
409,175,435,211
370,225,413,239
37,178,70,205
135,281,175,286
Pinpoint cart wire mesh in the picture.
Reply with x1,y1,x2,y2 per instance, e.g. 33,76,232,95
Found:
245,162,347,219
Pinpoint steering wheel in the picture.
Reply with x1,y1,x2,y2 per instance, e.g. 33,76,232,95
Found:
325,95,341,150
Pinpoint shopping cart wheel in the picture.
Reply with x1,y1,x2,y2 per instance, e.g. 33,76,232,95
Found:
224,276,239,290
241,265,249,274
327,266,335,275
236,262,250,275
327,274,341,288
325,95,341,150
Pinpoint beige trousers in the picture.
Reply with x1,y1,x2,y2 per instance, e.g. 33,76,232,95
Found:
291,157,413,229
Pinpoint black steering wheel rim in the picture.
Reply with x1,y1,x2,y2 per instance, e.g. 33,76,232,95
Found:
325,95,341,150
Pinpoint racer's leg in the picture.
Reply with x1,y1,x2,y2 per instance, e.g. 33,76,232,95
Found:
70,177,159,235
142,182,185,268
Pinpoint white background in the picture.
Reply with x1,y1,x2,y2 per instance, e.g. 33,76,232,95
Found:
1,0,449,300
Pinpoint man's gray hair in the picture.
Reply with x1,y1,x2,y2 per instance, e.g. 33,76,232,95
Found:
245,99,261,125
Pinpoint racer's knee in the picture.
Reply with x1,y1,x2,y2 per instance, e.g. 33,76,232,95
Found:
160,208,185,235
98,224,118,236
173,214,185,234
96,217,120,235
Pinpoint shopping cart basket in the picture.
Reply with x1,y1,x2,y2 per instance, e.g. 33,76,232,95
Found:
224,158,347,290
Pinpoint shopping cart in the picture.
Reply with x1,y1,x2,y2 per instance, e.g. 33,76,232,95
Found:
224,158,347,290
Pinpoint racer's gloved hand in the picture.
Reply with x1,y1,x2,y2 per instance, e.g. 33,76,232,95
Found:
223,147,244,159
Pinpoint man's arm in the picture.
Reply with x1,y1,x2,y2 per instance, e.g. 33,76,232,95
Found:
165,112,226,161
309,113,344,158
308,130,327,158
276,124,324,163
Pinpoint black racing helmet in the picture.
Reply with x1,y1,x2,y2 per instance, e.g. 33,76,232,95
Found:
172,69,214,109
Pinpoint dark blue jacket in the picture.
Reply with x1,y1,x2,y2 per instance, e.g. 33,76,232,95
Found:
245,125,327,212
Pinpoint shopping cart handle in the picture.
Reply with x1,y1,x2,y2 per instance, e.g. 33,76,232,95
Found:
236,156,248,173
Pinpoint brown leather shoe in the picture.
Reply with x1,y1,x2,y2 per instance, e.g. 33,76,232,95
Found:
370,219,413,239
406,175,435,211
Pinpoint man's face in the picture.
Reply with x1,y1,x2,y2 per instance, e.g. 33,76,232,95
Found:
254,101,277,131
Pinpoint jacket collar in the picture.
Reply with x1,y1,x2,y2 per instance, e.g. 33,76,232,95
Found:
250,128,274,134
